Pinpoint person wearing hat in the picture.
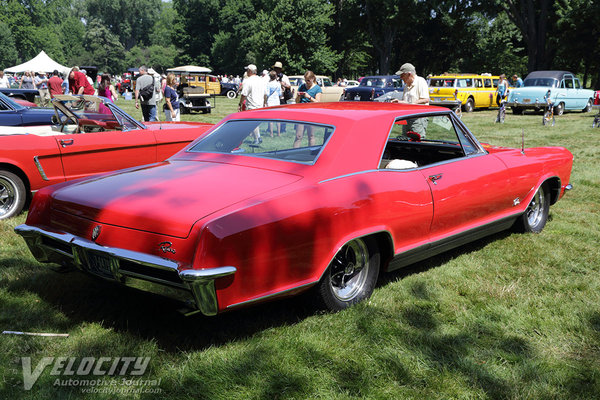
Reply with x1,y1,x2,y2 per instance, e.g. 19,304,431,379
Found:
238,64,267,144
392,63,430,137
392,63,429,105
272,61,292,104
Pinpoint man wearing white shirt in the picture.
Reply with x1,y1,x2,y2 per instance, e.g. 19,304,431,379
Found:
0,70,10,88
238,64,267,144
391,63,430,137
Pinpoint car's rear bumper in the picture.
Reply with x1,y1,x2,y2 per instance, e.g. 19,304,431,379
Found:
430,98,462,108
14,224,236,316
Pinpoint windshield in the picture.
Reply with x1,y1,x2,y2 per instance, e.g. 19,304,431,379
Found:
430,79,456,88
360,78,387,88
523,78,559,88
0,92,25,110
188,119,334,164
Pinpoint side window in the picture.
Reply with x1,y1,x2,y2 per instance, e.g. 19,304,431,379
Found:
493,79,499,87
475,79,483,88
379,114,481,170
574,79,581,89
560,80,566,89
484,79,492,88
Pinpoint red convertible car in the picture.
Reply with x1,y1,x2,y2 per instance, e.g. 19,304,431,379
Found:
0,94,212,219
16,102,573,316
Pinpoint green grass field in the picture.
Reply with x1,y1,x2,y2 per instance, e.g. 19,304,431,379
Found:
1,98,599,399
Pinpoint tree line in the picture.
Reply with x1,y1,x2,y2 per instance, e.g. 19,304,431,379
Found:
1,0,599,87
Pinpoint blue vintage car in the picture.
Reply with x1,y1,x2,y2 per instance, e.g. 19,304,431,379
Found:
342,75,403,101
507,71,594,115
0,92,56,126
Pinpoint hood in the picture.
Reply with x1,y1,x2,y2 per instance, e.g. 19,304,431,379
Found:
50,160,303,238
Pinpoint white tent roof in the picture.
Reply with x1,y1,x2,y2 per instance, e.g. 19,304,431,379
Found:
166,65,212,74
5,51,71,75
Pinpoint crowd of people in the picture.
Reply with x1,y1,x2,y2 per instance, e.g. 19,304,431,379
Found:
1,62,527,129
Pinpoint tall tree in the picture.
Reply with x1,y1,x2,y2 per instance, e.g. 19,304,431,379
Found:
85,0,161,50
501,0,556,71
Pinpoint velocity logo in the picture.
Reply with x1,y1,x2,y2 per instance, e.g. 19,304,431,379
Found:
22,357,150,390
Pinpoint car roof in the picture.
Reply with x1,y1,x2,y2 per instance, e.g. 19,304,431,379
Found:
181,102,455,179
525,71,573,80
231,101,449,123
362,75,401,79
430,74,499,79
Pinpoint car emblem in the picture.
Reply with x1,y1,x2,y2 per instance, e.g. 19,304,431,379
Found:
159,241,176,254
91,225,101,241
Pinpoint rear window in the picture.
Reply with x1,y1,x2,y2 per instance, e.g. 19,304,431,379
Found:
429,79,455,87
188,120,334,164
523,78,559,87
361,78,386,88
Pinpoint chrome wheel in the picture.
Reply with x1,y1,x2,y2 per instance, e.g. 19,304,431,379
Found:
0,170,26,219
330,239,371,301
317,237,380,311
513,183,550,233
226,90,237,99
526,188,545,228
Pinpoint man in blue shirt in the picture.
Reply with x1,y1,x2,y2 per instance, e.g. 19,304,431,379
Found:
512,74,523,87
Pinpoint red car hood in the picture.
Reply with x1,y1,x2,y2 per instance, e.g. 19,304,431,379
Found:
50,160,303,238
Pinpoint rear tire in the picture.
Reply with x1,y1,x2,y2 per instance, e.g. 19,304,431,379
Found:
463,98,474,113
583,99,593,113
514,183,550,233
0,170,26,220
316,237,380,311
226,90,237,99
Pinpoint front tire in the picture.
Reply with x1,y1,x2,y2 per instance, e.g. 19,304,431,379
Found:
226,90,237,99
0,170,26,220
316,237,380,311
583,99,592,113
554,102,565,116
514,183,550,233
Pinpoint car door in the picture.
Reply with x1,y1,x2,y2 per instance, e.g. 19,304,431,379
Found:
412,115,514,241
56,129,157,181
0,97,24,126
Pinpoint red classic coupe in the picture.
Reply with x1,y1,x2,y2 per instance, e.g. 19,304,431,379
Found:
16,102,573,316
0,95,212,219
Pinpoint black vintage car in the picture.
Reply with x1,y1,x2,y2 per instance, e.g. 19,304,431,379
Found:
0,87,39,103
220,81,239,99
342,75,404,101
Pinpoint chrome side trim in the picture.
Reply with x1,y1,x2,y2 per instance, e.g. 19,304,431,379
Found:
318,169,377,184
33,156,49,181
14,224,236,316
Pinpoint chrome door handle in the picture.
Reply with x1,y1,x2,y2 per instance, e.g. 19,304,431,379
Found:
429,174,443,185
60,139,74,147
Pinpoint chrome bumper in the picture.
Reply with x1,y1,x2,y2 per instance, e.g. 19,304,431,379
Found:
430,99,462,108
14,224,236,316
506,101,543,109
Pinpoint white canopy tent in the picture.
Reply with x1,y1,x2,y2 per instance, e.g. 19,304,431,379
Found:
166,65,212,74
5,51,70,75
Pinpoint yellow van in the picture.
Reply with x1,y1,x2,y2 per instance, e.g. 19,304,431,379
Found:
429,74,500,112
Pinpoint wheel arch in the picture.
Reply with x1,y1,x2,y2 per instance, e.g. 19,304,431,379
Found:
542,176,562,205
317,229,394,283
0,162,31,193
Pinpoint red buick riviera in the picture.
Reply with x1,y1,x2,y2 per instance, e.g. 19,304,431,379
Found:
16,102,573,316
